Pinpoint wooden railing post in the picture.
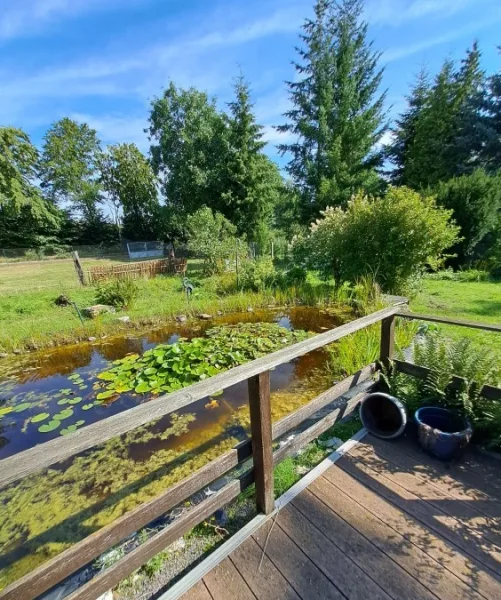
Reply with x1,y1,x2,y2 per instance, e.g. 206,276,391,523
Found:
380,314,396,370
248,370,274,514
72,251,86,286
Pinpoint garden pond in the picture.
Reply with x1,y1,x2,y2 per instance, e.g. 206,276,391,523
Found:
0,307,348,590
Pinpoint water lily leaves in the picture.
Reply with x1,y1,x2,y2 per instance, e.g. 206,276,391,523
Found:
96,390,116,400
67,396,83,405
53,408,74,420
82,403,95,410
39,419,61,433
59,388,72,395
135,382,151,394
0,406,13,416
79,385,88,390
31,412,50,423
98,371,117,381
67,374,81,381
13,402,32,413
60,420,85,436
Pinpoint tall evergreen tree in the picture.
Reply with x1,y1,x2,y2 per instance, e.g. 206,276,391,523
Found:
386,68,430,185
483,47,501,171
222,76,283,243
278,0,387,223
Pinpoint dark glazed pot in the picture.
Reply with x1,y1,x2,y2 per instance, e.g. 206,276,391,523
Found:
415,406,472,460
359,392,407,439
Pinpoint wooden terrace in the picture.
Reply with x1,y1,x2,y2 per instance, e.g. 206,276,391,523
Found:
178,432,501,600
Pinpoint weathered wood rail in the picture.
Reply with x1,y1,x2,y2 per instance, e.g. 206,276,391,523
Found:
1,304,500,600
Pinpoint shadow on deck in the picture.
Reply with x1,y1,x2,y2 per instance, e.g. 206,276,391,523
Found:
181,433,501,600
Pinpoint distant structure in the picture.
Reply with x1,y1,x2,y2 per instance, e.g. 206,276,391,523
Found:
126,241,164,260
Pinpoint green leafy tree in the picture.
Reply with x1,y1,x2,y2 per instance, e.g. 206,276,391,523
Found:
278,0,387,222
148,83,228,217
186,207,243,275
434,169,501,266
40,118,103,223
295,186,460,292
221,76,282,244
99,143,160,241
0,127,60,247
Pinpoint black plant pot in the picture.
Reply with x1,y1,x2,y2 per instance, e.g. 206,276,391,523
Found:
415,406,472,460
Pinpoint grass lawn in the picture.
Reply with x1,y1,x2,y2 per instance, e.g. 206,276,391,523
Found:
410,278,501,371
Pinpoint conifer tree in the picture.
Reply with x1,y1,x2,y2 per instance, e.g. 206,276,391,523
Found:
278,0,387,223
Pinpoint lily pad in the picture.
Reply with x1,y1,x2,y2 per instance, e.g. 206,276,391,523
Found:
39,419,61,433
60,420,85,436
13,402,32,413
31,412,50,423
0,406,14,416
82,403,95,410
96,390,116,400
53,408,74,420
67,397,83,405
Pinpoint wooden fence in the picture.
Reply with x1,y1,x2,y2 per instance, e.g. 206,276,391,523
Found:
86,258,187,284
1,304,500,600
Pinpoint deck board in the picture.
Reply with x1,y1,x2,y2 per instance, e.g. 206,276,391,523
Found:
183,434,501,600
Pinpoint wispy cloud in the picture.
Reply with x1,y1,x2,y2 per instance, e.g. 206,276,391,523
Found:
365,0,485,27
70,113,149,152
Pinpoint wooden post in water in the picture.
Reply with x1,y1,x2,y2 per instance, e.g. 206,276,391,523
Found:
72,251,86,286
248,370,274,515
380,315,396,370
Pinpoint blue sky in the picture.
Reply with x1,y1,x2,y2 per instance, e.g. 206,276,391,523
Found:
1,0,500,166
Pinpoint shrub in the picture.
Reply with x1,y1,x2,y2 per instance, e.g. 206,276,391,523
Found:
239,256,276,291
186,207,245,276
434,170,501,267
95,278,139,309
295,186,460,293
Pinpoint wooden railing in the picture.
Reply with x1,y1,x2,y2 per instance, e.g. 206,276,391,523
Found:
1,303,500,600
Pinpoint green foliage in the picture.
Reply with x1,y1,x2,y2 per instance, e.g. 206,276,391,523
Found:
95,278,139,309
148,83,228,218
424,269,490,283
295,187,459,293
40,118,103,224
99,143,160,241
383,331,501,447
186,207,242,276
434,170,501,266
239,257,276,291
279,0,387,222
97,323,310,396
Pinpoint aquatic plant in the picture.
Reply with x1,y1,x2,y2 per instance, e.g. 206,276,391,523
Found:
97,323,311,397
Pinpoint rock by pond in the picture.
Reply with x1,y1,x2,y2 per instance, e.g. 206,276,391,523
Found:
82,305,116,319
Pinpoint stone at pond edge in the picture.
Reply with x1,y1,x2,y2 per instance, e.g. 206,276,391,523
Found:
13,349,22,355
0,353,8,359
217,310,223,316
198,313,212,320
176,315,187,323
88,337,97,342
247,306,253,312
82,305,116,319
117,315,130,323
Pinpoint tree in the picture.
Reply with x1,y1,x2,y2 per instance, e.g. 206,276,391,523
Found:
434,169,501,266
295,186,460,293
148,83,229,217
386,68,431,185
185,207,243,275
483,47,501,171
40,118,103,223
99,143,160,241
221,76,283,243
278,0,387,223
0,127,60,247
393,44,489,188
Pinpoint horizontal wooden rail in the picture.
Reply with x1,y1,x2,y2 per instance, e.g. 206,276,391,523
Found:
0,304,403,490
393,359,501,401
396,311,501,333
0,366,374,600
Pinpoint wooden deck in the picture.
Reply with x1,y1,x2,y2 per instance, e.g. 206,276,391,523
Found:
181,433,501,600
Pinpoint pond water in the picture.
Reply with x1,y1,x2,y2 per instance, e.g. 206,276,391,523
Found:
0,306,345,589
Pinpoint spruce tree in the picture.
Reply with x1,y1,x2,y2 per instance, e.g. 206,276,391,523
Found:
484,47,501,171
278,0,387,223
222,76,282,244
387,68,430,185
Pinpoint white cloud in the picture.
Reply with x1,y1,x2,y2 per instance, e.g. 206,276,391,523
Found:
69,113,149,152
365,0,483,27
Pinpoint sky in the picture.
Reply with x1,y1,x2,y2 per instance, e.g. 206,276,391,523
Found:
1,0,501,166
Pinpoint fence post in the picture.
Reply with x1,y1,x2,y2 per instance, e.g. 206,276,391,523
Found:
72,251,86,286
248,370,274,515
380,315,396,370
